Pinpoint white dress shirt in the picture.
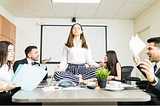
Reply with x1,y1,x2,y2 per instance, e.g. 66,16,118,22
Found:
59,40,99,70
27,58,34,65
0,64,12,92
155,61,160,73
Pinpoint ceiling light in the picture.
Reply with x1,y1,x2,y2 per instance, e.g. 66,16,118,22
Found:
52,0,101,3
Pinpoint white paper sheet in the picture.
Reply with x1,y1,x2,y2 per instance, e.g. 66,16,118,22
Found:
11,64,48,91
129,34,146,61
106,84,134,87
42,86,85,92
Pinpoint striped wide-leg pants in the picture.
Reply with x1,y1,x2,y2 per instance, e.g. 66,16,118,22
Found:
54,64,98,83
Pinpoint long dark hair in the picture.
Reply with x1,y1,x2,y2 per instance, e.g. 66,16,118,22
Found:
0,41,13,71
105,50,119,75
65,23,88,49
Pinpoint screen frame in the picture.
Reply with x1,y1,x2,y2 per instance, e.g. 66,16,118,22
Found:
40,24,107,64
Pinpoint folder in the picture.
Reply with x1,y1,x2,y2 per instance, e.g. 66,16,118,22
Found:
11,64,48,91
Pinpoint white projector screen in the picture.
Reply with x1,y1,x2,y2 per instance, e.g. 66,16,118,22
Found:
40,24,107,64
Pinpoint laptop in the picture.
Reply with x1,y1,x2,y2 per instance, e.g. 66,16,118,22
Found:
37,70,55,88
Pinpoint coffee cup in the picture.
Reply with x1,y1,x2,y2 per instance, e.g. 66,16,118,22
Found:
109,81,121,88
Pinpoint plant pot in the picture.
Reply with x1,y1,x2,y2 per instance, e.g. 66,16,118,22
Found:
98,79,107,88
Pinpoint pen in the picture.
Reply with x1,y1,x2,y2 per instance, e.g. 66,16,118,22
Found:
54,87,63,89
54,87,59,89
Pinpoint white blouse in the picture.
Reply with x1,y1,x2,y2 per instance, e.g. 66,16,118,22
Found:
59,40,99,70
0,64,12,92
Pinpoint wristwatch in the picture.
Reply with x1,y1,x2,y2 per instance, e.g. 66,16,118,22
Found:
151,77,159,85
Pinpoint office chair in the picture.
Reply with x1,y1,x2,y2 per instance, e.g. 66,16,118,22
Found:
135,80,148,89
121,66,140,84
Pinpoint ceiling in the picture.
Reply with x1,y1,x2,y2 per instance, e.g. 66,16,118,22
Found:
0,0,157,19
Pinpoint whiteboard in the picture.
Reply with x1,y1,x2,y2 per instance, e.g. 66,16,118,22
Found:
40,24,107,63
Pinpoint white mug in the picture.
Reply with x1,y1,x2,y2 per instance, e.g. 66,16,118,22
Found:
109,81,121,88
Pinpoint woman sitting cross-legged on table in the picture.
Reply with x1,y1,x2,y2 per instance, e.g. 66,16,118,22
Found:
54,23,103,83
103,50,121,82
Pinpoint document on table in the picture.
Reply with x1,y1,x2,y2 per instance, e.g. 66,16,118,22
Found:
11,64,48,91
129,34,146,62
106,83,134,88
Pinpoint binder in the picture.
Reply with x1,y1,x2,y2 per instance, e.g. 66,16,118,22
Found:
11,64,47,91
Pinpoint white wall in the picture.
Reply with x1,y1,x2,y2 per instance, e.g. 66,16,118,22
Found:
134,0,160,37
15,18,135,76
0,3,136,79
0,4,15,24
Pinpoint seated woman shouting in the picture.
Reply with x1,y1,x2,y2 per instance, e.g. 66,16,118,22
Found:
103,50,121,81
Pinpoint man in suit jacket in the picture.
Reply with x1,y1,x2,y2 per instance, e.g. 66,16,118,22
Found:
133,37,160,104
13,46,51,80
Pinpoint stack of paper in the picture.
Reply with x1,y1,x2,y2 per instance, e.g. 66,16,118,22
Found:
11,64,48,91
129,34,146,62
42,86,85,92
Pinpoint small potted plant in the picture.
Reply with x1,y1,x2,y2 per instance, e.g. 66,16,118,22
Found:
95,67,111,88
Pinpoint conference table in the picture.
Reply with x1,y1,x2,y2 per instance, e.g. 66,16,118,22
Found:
12,83,150,106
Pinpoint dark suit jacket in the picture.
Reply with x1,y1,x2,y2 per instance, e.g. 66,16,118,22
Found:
137,65,160,99
13,58,48,80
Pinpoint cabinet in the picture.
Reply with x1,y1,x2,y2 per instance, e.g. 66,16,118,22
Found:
0,14,16,62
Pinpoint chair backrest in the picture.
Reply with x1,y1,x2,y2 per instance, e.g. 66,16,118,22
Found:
121,66,134,83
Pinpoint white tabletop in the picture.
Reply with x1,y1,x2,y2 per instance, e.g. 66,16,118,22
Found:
12,87,150,105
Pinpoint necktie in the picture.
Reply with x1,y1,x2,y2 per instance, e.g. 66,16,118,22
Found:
31,62,35,66
154,64,157,73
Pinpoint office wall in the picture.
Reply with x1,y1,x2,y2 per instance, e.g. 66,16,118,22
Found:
134,0,160,37
15,18,135,76
0,4,15,24
134,0,160,79
0,4,16,63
